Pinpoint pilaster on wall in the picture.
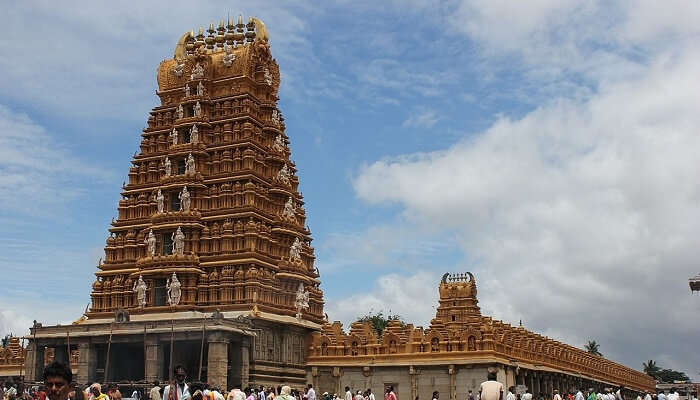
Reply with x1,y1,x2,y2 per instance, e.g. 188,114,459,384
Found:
77,343,96,384
241,338,250,389
448,365,456,400
24,342,38,382
409,366,418,400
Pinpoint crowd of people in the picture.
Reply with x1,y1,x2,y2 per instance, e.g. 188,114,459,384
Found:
0,363,695,400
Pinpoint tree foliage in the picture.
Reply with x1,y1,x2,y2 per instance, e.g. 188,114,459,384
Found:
356,311,403,338
643,360,689,383
1,334,10,348
584,340,602,356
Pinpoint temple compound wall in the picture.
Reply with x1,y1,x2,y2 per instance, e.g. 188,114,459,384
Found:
307,273,655,396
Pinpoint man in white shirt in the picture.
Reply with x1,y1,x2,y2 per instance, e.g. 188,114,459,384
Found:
163,366,191,400
575,389,585,400
658,392,666,400
643,392,651,400
367,389,375,400
479,375,504,400
345,387,352,400
667,389,679,400
553,390,562,400
506,387,516,400
521,388,533,400
307,385,316,400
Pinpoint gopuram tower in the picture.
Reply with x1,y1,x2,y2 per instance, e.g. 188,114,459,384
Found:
25,16,324,390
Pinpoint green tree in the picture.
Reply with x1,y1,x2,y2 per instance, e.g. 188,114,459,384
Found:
584,340,602,356
643,360,660,379
1,334,10,348
356,311,403,338
656,369,689,383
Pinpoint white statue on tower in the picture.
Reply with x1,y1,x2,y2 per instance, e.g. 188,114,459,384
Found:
191,62,204,80
155,189,165,213
172,226,185,256
133,275,148,308
222,43,236,67
271,109,280,126
197,81,205,96
179,186,191,212
167,272,181,306
289,237,302,261
164,157,172,176
294,282,309,319
277,164,290,185
184,84,190,97
282,197,295,219
194,102,201,117
171,128,178,145
172,58,185,77
177,104,184,119
185,153,195,175
144,229,157,257
264,68,273,86
272,134,285,152
190,124,199,143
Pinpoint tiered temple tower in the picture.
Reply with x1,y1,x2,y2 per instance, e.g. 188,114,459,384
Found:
26,16,323,390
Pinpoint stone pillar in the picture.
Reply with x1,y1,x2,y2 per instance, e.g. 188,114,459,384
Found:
208,333,230,390
240,337,250,389
76,343,94,384
54,345,68,365
145,336,161,383
25,341,43,382
449,365,456,400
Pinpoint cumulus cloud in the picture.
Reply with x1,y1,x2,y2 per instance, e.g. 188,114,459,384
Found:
324,271,439,328
349,3,700,373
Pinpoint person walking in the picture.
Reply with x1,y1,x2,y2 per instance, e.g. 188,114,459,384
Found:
479,374,504,400
506,388,516,400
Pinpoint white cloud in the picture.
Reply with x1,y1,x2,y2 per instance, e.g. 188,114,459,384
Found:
351,42,700,373
0,105,110,218
402,110,440,128
325,271,439,328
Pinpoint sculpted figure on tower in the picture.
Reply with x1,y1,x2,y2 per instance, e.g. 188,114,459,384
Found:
179,186,191,212
164,157,172,176
132,276,148,308
172,226,185,255
167,272,181,306
144,229,157,257
156,189,165,213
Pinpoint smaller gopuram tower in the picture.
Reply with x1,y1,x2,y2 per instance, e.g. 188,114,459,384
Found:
25,16,323,390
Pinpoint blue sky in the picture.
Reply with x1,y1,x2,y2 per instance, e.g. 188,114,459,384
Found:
1,1,699,377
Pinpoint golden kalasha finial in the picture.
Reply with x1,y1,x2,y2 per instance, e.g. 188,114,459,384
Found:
206,22,216,50
216,19,226,49
234,15,245,44
245,17,256,43
225,17,235,45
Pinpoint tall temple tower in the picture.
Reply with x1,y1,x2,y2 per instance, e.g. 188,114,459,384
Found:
25,16,324,389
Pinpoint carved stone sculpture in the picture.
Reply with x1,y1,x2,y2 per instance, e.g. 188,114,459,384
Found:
177,105,184,119
167,272,181,306
179,186,191,212
190,124,199,143
222,44,236,67
172,58,185,77
282,197,295,219
271,109,280,126
172,226,185,256
290,237,302,261
264,68,273,86
132,275,148,308
144,229,156,257
186,153,195,175
197,81,205,96
164,157,172,176
190,62,204,80
276,164,290,185
184,84,190,97
156,189,165,213
171,128,178,145
295,282,309,319
272,134,285,152
194,102,202,117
